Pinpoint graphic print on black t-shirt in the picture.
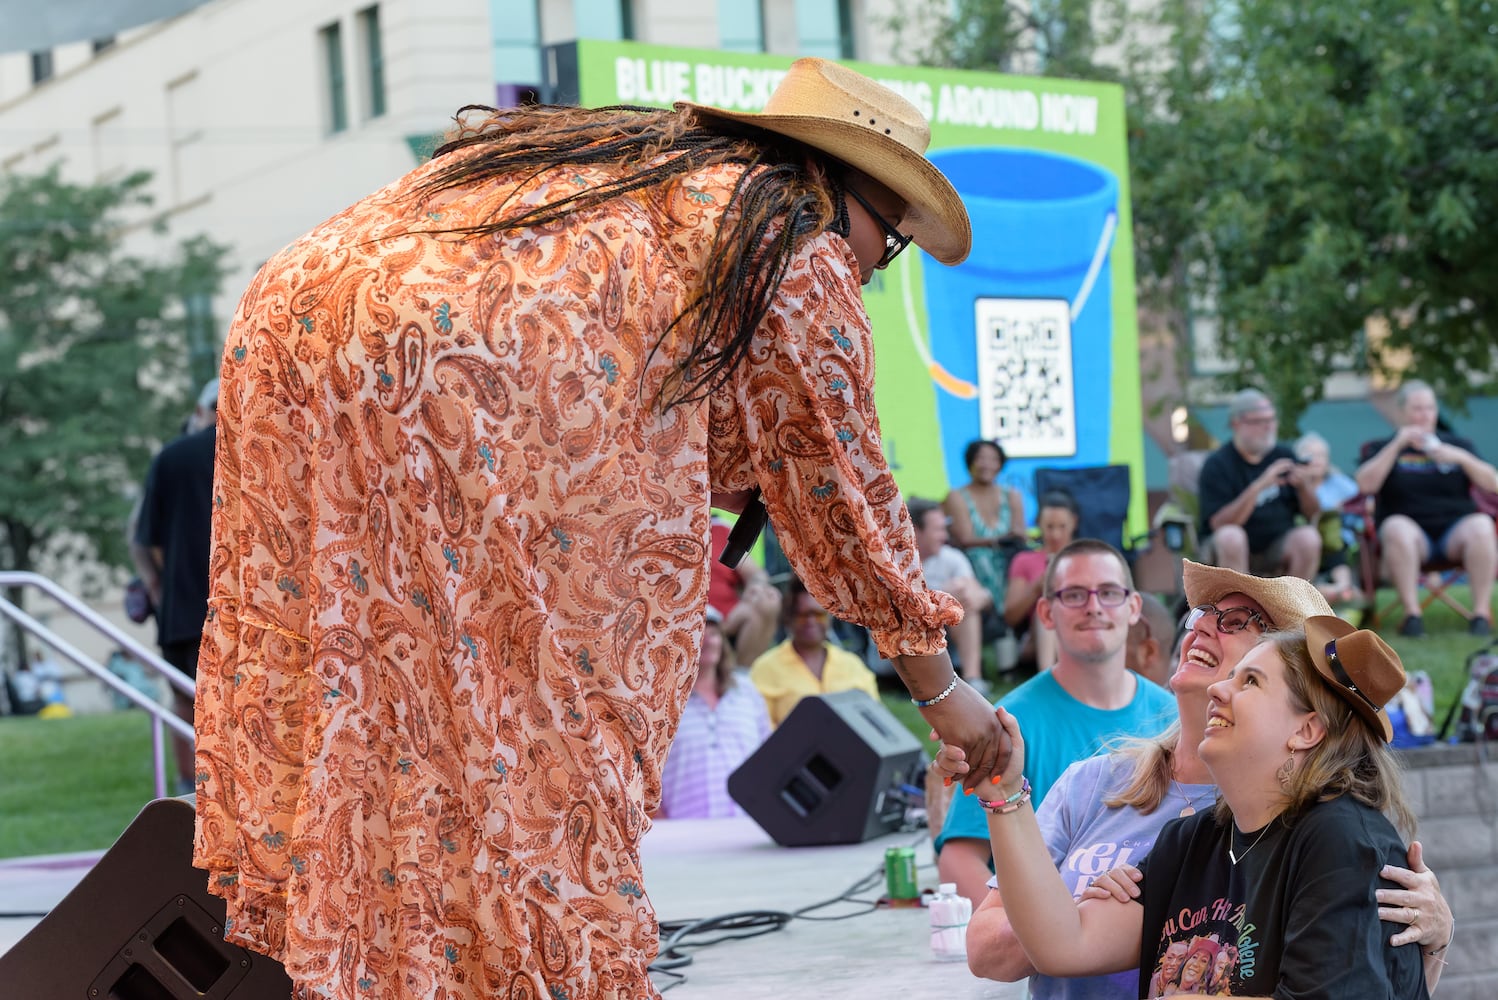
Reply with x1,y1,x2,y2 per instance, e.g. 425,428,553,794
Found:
1143,893,1258,997
1137,799,1430,1000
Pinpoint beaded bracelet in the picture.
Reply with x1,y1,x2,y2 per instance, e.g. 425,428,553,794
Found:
911,673,960,708
977,776,1032,814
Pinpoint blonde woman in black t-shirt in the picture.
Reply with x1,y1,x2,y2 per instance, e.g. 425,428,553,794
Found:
945,615,1444,999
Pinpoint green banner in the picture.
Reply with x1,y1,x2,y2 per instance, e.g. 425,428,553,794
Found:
572,40,1145,536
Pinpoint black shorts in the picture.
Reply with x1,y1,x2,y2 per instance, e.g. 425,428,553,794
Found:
161,638,201,681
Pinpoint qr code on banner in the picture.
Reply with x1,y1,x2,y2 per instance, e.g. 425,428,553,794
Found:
973,297,1076,458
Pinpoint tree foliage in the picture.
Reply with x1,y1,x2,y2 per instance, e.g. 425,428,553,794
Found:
891,0,1498,424
887,0,1121,80
0,166,228,597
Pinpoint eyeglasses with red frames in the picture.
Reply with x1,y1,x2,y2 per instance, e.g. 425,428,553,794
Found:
844,185,913,270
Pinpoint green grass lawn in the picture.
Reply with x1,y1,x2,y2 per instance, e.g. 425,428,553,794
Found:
1,586,1488,862
0,710,167,859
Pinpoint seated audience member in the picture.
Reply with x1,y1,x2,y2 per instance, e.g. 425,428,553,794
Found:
657,607,772,818
708,513,782,665
749,577,879,726
935,539,1175,903
1356,379,1498,637
944,439,1027,609
910,497,993,692
950,590,1453,998
1198,389,1321,581
961,562,1451,999
1295,430,1364,605
1004,490,1081,670
1127,592,1177,690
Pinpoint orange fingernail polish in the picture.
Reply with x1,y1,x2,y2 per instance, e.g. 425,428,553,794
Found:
944,776,952,787
991,775,1001,784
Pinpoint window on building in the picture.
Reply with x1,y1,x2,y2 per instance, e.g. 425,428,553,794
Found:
357,6,387,119
92,36,117,54
92,107,126,182
166,73,208,204
30,50,54,84
320,21,349,134
620,0,635,40
719,0,765,52
794,0,854,59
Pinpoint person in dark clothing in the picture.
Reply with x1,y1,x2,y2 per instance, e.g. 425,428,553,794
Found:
1198,389,1321,581
132,378,217,792
1356,379,1498,637
949,615,1441,999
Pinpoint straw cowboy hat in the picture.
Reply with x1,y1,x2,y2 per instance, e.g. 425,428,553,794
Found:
678,57,972,265
1304,615,1406,742
1182,561,1333,631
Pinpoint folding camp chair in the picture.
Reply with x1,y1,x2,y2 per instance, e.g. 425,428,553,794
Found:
1354,494,1482,630
1034,464,1148,560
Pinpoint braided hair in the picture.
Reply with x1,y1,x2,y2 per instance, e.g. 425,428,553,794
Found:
415,104,847,409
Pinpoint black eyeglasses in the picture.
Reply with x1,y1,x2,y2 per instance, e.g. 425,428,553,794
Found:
844,185,913,270
1186,604,1270,635
1048,585,1132,609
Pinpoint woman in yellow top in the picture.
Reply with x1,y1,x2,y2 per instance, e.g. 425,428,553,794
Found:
194,59,1009,1000
750,577,880,725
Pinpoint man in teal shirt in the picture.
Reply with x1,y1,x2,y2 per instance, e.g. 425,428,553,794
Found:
935,539,1174,904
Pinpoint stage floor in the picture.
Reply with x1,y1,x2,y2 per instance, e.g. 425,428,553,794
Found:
0,813,1026,998
639,816,1025,998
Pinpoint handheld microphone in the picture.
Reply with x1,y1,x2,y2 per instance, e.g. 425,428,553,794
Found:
718,489,768,568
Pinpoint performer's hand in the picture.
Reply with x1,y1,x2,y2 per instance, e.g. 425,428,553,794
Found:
1079,864,1142,903
1379,841,1453,949
918,685,1012,792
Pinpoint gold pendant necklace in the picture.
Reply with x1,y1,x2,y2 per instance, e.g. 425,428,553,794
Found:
1228,817,1277,865
1173,780,1212,817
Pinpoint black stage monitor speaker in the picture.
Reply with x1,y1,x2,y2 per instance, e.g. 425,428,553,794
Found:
728,690,925,847
0,797,293,998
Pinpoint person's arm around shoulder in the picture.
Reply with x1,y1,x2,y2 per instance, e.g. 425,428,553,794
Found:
1379,840,1453,993
1356,428,1424,495
1277,803,1426,999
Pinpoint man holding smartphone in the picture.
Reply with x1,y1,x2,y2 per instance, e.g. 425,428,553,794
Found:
1197,388,1322,580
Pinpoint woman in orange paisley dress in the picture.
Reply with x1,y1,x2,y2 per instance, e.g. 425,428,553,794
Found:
194,58,1008,1000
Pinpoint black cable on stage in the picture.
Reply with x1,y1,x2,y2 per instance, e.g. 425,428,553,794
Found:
648,837,927,989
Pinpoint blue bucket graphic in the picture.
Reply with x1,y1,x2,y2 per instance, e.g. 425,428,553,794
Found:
917,148,1119,513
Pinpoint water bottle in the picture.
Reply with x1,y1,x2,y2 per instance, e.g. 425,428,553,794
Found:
929,882,971,961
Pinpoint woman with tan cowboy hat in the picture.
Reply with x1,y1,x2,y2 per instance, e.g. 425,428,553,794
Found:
957,562,1450,998
195,58,1008,1000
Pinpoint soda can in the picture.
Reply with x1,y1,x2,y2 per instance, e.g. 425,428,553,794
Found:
884,845,919,901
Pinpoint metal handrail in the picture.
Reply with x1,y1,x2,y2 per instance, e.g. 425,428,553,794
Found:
0,571,195,799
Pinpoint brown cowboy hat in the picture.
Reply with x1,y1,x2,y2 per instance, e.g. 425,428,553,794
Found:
1182,561,1332,632
677,57,972,265
1303,615,1406,742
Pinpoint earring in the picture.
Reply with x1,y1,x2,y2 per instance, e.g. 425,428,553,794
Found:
1276,747,1296,789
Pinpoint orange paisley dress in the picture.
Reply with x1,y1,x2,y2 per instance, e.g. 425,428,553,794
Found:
194,149,959,1000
